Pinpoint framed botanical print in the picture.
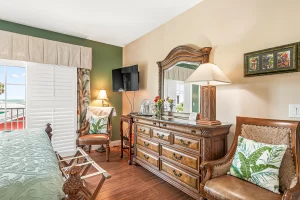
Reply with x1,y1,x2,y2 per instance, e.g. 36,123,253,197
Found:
244,42,300,77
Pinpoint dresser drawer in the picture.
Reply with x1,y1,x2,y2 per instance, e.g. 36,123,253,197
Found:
161,160,199,190
136,124,151,135
160,123,201,135
137,136,159,153
152,129,171,142
136,148,159,168
174,135,200,151
161,146,199,170
135,118,160,127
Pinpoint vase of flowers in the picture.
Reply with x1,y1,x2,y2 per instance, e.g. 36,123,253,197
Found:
154,96,164,119
166,97,174,112
0,82,4,95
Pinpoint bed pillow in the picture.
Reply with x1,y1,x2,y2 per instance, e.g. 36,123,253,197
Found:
228,136,287,194
89,115,108,134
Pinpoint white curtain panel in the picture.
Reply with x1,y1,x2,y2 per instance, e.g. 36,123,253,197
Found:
0,30,92,69
165,66,195,81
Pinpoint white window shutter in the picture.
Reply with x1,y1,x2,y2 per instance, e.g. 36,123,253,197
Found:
27,63,77,156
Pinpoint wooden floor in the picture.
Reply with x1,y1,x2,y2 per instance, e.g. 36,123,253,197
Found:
84,147,194,200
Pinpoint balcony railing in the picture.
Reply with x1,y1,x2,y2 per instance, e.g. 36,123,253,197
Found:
0,108,26,131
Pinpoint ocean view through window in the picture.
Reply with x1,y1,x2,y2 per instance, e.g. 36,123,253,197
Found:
0,65,26,131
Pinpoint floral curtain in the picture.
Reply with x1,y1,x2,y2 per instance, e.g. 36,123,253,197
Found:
77,68,91,132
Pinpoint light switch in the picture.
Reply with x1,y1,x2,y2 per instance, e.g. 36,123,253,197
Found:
289,104,300,118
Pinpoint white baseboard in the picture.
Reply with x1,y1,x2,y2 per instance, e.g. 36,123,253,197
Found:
91,140,121,150
110,140,121,147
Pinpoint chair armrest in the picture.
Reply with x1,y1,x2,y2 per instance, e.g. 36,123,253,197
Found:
201,154,234,180
76,121,89,137
283,183,300,200
200,146,236,189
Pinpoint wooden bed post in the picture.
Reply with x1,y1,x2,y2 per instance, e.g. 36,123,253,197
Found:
63,166,86,200
45,123,53,141
46,123,86,199
50,123,110,199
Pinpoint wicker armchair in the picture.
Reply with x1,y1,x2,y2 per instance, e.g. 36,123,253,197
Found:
76,107,114,162
200,116,300,200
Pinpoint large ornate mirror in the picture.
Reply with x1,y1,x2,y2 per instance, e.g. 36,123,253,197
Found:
157,45,211,114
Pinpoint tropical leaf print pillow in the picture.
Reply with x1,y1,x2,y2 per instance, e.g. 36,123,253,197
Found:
89,116,108,134
228,136,287,194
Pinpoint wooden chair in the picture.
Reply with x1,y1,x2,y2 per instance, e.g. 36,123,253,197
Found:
200,116,300,200
76,107,114,162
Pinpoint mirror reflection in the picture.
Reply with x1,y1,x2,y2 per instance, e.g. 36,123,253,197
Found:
163,61,201,113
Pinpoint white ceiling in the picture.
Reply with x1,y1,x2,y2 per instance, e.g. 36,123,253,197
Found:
0,0,203,47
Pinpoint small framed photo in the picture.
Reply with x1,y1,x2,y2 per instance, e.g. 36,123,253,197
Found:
244,42,300,77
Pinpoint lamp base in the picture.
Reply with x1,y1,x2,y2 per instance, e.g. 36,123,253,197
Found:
198,119,221,126
96,144,106,153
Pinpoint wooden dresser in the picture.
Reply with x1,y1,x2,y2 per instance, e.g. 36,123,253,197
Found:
133,116,231,199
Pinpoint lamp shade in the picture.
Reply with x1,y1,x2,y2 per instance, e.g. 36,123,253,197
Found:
185,63,231,85
97,89,108,100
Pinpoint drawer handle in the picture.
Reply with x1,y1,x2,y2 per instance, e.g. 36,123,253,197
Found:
143,141,150,146
143,154,149,160
173,153,183,160
139,128,146,133
153,122,157,125
157,133,165,139
191,130,196,134
172,170,182,177
180,139,191,147
162,123,167,127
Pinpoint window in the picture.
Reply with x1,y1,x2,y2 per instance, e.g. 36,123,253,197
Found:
0,65,26,131
0,60,77,156
176,82,184,104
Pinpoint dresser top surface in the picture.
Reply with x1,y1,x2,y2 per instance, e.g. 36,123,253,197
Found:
133,115,232,129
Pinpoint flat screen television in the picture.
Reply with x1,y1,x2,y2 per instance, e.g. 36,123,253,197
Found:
112,65,139,92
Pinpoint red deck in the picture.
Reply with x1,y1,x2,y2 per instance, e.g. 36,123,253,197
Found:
0,117,25,131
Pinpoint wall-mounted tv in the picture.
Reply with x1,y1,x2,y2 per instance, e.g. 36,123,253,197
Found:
112,65,139,92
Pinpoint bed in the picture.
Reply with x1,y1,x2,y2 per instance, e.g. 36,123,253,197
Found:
0,128,64,200
0,125,111,200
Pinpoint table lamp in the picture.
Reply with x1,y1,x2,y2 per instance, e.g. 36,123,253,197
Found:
97,89,108,107
185,63,231,125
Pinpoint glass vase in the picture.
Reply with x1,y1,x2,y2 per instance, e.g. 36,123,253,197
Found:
169,104,174,112
156,105,163,119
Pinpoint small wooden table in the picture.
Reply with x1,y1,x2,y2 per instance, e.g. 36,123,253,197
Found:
120,115,134,165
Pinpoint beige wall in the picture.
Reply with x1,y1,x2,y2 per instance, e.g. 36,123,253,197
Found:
123,0,300,146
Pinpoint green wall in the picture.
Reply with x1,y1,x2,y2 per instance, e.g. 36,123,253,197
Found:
0,20,122,141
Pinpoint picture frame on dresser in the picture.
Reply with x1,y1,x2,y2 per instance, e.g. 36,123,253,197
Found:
244,42,300,77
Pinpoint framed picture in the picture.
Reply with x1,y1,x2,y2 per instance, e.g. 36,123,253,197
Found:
244,42,300,77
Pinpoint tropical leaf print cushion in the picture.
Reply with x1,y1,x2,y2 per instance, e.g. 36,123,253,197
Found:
89,115,108,134
228,136,287,194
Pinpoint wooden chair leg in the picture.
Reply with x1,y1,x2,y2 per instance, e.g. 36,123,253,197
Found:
89,145,91,153
106,144,110,162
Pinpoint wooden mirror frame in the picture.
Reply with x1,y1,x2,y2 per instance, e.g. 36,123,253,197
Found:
157,45,212,98
157,46,211,118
